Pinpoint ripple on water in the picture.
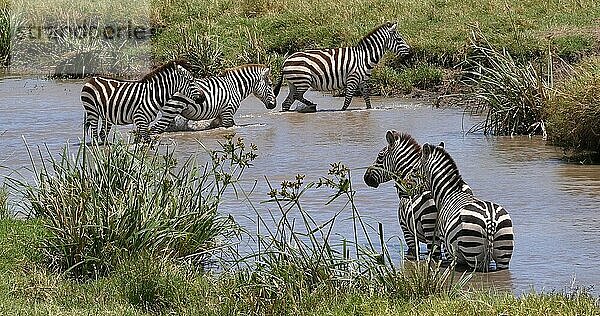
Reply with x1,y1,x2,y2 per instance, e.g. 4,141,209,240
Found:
1,82,600,295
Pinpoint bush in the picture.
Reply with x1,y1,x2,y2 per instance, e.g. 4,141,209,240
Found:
20,136,252,279
454,27,550,135
546,56,600,158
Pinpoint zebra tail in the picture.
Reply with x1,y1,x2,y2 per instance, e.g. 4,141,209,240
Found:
273,71,283,97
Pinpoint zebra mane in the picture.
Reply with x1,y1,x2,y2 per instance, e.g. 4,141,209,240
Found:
431,144,468,185
395,132,421,152
357,22,393,47
222,64,268,75
140,60,191,82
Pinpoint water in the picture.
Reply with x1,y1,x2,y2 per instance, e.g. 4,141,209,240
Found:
1,78,599,295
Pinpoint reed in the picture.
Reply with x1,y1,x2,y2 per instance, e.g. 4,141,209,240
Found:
15,136,248,279
0,184,8,219
452,27,550,136
546,56,600,158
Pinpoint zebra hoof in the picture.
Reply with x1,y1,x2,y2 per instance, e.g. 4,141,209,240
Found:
296,104,317,113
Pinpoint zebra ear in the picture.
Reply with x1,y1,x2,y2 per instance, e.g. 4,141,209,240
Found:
438,141,444,148
386,130,398,146
389,22,398,32
262,67,270,78
422,143,432,158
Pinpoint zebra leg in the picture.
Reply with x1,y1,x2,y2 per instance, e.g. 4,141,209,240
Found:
492,209,514,270
133,114,151,143
219,107,236,128
150,93,195,135
360,81,372,109
341,75,361,111
281,82,297,112
295,87,317,113
86,113,100,144
98,120,112,144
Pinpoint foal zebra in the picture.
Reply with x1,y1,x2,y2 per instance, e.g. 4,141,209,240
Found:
154,64,276,131
81,60,200,143
273,22,410,112
421,142,514,271
364,131,464,259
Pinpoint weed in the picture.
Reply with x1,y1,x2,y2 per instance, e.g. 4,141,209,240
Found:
453,27,551,136
14,135,252,279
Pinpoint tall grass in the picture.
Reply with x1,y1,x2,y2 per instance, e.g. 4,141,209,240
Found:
229,161,469,312
452,27,551,136
0,184,8,219
16,136,250,279
546,56,600,158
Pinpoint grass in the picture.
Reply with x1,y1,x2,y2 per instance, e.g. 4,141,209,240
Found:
546,56,600,159
0,137,599,314
452,27,550,136
10,138,244,279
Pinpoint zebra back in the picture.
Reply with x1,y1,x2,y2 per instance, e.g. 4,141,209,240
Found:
421,142,513,270
81,60,199,142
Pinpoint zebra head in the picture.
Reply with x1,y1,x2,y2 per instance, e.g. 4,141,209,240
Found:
384,22,411,58
253,67,277,110
364,130,421,190
174,64,203,104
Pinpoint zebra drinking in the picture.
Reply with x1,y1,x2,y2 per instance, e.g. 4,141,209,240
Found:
81,60,200,143
364,130,452,260
273,22,410,113
420,142,514,271
155,64,276,131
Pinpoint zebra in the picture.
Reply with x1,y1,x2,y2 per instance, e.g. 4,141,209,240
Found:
273,22,411,112
363,130,469,260
420,142,514,271
153,64,276,131
81,60,201,143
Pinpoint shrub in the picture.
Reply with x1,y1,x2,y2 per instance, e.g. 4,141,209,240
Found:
20,136,252,279
546,56,600,158
454,27,550,136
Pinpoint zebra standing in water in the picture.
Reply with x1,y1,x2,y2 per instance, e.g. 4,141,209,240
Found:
153,64,276,131
273,22,411,112
421,142,514,271
81,60,200,143
364,130,471,259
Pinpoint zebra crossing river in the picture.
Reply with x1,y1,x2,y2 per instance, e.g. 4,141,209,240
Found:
1,77,599,295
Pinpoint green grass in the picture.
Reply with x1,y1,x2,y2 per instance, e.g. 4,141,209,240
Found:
13,138,244,279
546,56,600,158
1,138,599,314
0,219,598,316
147,0,600,93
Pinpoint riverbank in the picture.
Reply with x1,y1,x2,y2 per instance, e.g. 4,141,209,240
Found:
1,217,598,315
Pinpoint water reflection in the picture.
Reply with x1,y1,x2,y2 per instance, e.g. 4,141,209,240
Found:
0,78,599,296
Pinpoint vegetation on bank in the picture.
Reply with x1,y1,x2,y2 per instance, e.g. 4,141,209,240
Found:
0,137,598,315
545,56,600,160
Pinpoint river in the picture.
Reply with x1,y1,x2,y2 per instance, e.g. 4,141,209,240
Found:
1,78,599,295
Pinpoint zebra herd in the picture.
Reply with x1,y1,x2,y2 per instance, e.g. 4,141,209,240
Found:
81,22,410,142
364,131,514,271
79,21,514,271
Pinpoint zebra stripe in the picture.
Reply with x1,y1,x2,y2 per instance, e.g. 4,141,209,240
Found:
81,61,199,143
274,22,410,112
364,131,444,259
421,142,514,271
158,64,276,130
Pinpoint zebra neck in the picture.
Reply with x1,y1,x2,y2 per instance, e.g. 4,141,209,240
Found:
356,40,386,69
147,70,180,104
228,72,254,100
431,174,469,209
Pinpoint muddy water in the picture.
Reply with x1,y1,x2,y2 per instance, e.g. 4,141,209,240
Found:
1,78,599,295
